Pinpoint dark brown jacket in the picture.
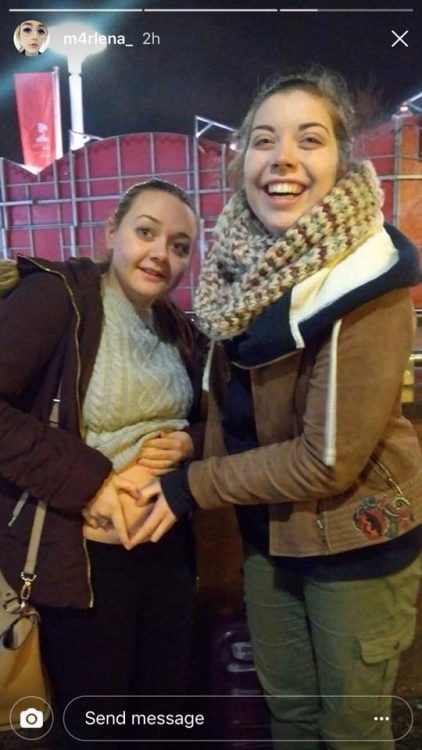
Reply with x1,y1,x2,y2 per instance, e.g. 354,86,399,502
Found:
189,289,422,555
0,256,203,607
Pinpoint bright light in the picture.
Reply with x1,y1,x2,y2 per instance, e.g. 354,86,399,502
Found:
49,23,106,151
396,90,422,117
49,22,106,74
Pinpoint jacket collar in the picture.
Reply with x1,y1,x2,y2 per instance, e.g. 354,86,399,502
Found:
225,223,421,369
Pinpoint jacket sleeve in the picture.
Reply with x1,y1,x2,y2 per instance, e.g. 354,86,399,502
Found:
187,290,414,510
0,272,112,512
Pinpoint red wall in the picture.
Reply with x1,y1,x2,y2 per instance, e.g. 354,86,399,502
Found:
1,119,421,308
0,132,231,311
354,115,422,306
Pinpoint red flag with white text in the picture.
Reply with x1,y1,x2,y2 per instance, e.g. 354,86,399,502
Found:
14,71,62,171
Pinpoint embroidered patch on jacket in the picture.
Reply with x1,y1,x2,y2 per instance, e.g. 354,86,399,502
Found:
353,495,414,540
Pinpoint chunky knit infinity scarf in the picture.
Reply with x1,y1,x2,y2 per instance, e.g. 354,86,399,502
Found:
194,160,384,340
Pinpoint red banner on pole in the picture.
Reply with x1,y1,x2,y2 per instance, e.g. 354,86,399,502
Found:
14,71,62,171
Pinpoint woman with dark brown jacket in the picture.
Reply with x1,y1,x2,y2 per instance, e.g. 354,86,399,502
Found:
0,179,204,745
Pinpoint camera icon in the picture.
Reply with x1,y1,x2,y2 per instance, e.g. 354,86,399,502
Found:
19,707,44,729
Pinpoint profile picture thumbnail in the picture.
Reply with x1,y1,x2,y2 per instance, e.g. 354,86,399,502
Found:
14,19,49,56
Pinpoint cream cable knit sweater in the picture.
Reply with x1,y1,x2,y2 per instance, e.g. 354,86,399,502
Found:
83,282,193,471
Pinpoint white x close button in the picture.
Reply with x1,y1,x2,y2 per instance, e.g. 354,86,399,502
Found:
391,30,409,47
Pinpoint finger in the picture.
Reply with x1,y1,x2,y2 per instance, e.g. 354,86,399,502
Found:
149,515,177,543
136,491,160,507
110,502,130,548
114,477,137,491
84,517,99,528
138,457,174,469
127,503,166,546
135,481,162,506
114,477,142,499
132,503,156,527
125,505,155,544
140,438,176,450
82,510,99,528
145,468,172,477
130,499,177,547
138,447,179,460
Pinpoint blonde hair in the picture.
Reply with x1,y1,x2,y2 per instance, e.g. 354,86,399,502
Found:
0,259,19,295
13,20,49,54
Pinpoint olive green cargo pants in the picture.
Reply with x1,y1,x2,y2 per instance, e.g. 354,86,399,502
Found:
243,547,421,750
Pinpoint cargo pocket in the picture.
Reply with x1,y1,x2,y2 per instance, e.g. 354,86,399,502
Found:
347,619,416,712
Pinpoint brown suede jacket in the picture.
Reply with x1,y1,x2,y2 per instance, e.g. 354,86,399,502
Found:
0,256,204,607
188,288,422,556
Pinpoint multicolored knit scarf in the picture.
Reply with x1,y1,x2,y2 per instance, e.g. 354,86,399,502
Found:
194,160,384,340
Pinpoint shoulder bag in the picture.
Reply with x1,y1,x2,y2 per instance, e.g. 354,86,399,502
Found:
0,498,51,731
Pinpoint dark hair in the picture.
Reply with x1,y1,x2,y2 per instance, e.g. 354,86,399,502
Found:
229,67,356,188
104,178,199,372
111,178,195,228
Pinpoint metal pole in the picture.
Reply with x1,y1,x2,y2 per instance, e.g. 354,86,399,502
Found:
68,142,78,257
0,158,9,258
52,66,63,160
392,115,402,227
69,72,85,151
193,117,201,217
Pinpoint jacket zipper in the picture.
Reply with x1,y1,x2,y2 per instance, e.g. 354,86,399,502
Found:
316,510,328,548
25,258,83,433
25,258,94,606
232,347,300,371
316,518,325,536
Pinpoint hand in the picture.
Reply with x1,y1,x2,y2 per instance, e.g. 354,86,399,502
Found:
127,479,177,546
82,473,140,549
137,431,194,476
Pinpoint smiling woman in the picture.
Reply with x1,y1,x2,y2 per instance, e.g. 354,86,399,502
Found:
104,184,196,310
0,178,206,745
243,89,340,234
82,181,198,545
136,69,422,749
13,19,49,56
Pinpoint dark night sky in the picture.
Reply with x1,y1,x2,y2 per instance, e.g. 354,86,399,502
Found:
1,0,420,165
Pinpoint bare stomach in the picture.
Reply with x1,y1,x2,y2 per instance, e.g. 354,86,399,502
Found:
83,462,156,545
